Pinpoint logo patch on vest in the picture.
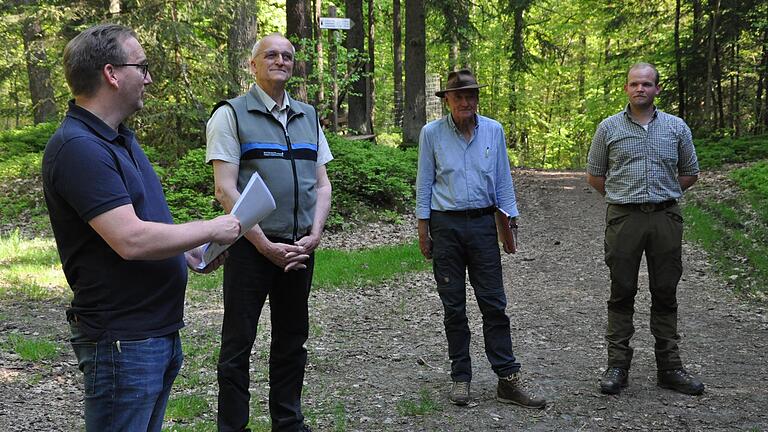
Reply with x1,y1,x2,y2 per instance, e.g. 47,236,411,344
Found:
263,151,285,158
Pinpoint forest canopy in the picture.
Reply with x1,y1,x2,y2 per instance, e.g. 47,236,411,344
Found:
1,0,767,169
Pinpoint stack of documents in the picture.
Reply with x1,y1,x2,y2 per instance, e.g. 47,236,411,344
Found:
196,172,276,269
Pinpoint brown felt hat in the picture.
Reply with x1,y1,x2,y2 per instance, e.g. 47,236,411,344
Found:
435,69,487,97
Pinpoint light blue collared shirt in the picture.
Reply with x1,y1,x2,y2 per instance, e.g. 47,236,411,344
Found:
416,113,519,219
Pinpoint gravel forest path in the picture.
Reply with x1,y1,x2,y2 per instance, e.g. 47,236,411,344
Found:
1,170,767,431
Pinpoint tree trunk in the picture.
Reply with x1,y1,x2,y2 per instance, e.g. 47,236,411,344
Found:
715,37,724,130
226,0,259,98
449,37,459,71
345,0,370,134
286,0,312,102
392,0,403,128
704,0,720,124
674,0,686,119
366,0,375,134
734,41,741,136
314,0,325,107
510,0,528,71
403,0,425,146
756,28,768,133
21,16,57,124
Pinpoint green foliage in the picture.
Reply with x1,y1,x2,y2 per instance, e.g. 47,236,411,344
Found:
326,134,417,229
0,122,57,159
0,123,55,233
731,161,768,221
684,197,768,295
332,402,348,432
0,230,67,300
163,421,217,432
695,135,768,169
4,333,59,361
396,387,441,416
165,395,210,421
313,241,429,290
163,148,223,223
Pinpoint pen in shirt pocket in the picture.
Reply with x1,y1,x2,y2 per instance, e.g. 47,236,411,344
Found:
485,146,489,157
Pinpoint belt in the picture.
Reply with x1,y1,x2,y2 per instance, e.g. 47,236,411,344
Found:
616,200,677,213
437,206,495,218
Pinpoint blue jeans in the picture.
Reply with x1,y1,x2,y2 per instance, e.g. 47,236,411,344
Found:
429,211,520,382
70,323,184,432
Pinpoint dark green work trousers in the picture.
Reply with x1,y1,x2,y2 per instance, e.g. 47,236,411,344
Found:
603,203,685,371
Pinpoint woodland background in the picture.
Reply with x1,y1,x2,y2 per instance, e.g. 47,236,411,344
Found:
2,0,768,168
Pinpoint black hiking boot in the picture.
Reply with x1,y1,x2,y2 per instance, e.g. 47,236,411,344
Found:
657,368,705,395
600,367,628,395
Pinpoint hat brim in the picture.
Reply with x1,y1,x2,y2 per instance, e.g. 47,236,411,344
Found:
435,84,487,98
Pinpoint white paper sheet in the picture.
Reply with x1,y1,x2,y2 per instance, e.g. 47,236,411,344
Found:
195,172,276,269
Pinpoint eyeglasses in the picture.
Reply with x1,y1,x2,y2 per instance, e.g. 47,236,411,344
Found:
261,51,294,63
113,63,150,79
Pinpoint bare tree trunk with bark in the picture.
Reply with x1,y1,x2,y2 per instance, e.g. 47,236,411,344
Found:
21,16,57,124
226,0,259,98
403,0,425,146
287,0,312,102
392,0,403,128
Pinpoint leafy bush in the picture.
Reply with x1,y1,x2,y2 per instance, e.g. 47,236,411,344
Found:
695,135,768,169
731,161,768,223
162,147,223,223
0,153,48,232
0,122,57,159
326,134,417,227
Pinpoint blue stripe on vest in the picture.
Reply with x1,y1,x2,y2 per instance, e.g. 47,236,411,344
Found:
291,142,319,151
241,142,318,162
241,142,288,154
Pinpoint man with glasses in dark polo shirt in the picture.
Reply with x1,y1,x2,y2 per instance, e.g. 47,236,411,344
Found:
43,24,240,431
587,62,704,396
416,69,546,409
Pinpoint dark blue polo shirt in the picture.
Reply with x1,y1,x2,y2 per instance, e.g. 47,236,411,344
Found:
43,101,187,342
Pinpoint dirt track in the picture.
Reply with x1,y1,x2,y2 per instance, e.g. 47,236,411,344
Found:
1,170,767,431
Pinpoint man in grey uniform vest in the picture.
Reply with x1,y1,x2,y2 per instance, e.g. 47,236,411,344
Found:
206,33,333,432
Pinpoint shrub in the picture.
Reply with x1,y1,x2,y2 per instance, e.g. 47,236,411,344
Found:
0,122,57,159
161,136,418,229
326,134,417,226
163,147,223,223
695,135,768,169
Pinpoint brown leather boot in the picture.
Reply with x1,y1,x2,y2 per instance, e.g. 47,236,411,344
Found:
496,372,546,409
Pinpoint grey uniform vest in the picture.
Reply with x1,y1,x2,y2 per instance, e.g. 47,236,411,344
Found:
214,86,319,240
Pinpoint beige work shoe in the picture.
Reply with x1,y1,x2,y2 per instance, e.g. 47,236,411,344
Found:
496,372,546,409
449,381,470,406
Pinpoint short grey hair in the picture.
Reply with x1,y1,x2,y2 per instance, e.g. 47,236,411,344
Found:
63,24,137,97
628,62,660,85
250,32,296,60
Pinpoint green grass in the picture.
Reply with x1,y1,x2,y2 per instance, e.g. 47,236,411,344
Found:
396,387,441,416
314,241,429,289
163,420,216,432
0,230,68,300
4,333,59,361
165,394,210,421
685,197,768,294
332,402,348,432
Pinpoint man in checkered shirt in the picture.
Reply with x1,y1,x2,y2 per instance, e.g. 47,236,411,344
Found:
587,62,704,397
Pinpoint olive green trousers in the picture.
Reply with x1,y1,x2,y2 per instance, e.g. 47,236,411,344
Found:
603,203,685,371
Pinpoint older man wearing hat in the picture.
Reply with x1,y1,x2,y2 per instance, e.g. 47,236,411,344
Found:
416,69,546,409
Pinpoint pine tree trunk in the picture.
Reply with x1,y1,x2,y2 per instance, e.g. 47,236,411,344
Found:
286,0,311,102
22,16,57,124
345,0,370,134
402,0,425,146
392,0,403,128
226,0,259,98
